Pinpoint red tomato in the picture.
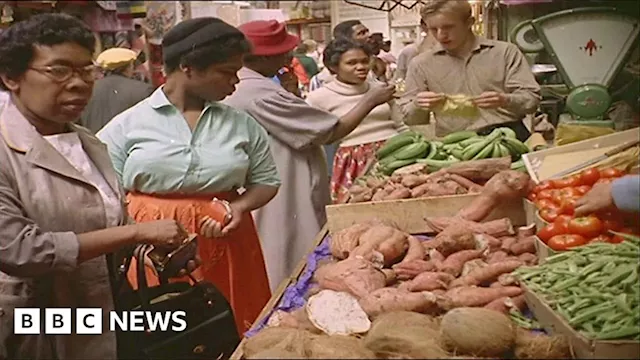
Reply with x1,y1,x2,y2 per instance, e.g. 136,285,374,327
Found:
602,218,624,233
609,234,625,244
600,168,624,178
548,234,587,251
594,178,615,186
558,187,582,198
527,192,537,201
537,222,567,243
610,227,636,244
568,216,604,238
575,185,592,195
533,180,554,193
551,175,583,189
535,198,559,210
554,214,574,232
579,168,601,186
537,189,558,201
590,234,612,243
539,208,560,223
558,196,580,215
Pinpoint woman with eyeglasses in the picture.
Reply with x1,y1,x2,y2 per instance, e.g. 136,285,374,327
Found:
0,14,192,359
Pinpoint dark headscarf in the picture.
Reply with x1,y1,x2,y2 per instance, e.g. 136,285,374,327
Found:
162,17,244,63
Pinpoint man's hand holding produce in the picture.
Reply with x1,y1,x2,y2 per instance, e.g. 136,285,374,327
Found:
415,91,445,110
473,91,508,109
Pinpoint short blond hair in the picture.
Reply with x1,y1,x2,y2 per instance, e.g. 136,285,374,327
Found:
420,0,472,22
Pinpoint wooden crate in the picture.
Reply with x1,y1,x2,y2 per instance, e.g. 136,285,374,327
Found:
326,194,527,235
523,128,639,183
229,225,329,360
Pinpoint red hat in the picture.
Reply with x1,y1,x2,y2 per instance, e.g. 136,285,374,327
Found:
239,20,299,56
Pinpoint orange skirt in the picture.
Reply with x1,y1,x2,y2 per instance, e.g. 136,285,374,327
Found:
125,191,271,335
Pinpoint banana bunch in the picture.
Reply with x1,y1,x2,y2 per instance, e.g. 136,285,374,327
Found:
374,127,531,175
415,128,531,172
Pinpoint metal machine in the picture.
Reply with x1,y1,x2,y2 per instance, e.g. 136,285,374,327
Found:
511,7,640,127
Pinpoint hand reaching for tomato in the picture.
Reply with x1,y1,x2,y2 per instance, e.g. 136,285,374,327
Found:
574,182,615,217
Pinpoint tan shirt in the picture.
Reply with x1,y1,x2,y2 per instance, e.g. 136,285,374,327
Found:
398,36,541,136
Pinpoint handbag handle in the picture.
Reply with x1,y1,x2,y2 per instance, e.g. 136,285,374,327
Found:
135,244,153,312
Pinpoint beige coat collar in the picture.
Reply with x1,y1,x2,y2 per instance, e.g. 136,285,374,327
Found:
0,99,121,194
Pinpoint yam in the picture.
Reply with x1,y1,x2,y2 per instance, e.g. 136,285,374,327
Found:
487,250,509,264
440,286,523,309
348,188,373,203
514,328,572,359
484,296,511,314
243,327,313,358
400,271,455,292
434,228,477,257
449,260,523,287
330,223,369,259
440,307,515,357
510,236,536,255
384,186,412,200
358,287,439,318
266,308,321,334
376,233,410,266
365,312,449,359
306,335,377,359
500,236,518,253
306,290,371,336
445,157,511,182
314,257,386,298
517,224,536,239
438,249,485,276
461,259,488,277
400,235,425,263
392,259,436,280
401,173,430,188
518,252,538,265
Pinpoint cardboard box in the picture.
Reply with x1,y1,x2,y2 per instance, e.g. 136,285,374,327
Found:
523,284,640,359
534,235,556,262
523,128,640,183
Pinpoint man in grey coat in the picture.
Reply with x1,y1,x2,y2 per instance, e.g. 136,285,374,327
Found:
80,47,154,134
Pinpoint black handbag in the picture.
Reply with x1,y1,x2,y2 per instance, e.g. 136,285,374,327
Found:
114,245,240,360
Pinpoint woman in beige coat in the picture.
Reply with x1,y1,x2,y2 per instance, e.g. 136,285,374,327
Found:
0,14,190,360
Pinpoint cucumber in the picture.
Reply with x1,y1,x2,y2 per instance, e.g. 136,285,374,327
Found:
450,148,464,160
442,130,478,144
381,158,417,175
497,142,511,158
432,150,448,160
502,137,530,155
491,143,502,158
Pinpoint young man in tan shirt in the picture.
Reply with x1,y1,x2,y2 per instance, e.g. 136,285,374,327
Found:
399,0,541,141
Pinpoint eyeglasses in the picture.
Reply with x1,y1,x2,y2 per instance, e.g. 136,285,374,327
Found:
28,64,101,83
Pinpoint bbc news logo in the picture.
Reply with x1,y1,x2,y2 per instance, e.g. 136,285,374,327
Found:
14,308,187,335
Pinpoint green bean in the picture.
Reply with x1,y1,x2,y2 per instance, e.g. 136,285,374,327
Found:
581,261,608,277
566,298,591,314
569,304,612,326
596,326,640,340
545,252,572,264
550,277,580,292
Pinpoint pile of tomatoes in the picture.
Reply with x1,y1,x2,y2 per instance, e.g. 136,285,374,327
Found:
528,167,638,251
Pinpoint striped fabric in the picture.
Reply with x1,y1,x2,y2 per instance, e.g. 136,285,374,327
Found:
116,1,146,19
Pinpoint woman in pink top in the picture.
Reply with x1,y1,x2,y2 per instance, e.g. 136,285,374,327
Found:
306,39,409,203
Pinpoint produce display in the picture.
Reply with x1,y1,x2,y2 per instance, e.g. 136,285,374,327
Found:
514,234,640,341
372,128,530,177
529,167,639,250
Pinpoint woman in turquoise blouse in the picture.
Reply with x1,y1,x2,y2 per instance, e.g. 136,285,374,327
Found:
97,18,280,335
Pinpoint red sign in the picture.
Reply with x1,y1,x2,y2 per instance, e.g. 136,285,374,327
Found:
581,38,599,56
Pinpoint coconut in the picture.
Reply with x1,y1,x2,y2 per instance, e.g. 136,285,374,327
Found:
440,307,515,357
245,348,301,359
242,327,314,358
514,328,572,359
364,311,448,359
306,334,377,359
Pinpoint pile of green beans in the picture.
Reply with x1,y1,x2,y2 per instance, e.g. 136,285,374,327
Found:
513,234,640,341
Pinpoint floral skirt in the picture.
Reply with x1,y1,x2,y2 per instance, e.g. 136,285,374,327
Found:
331,140,385,204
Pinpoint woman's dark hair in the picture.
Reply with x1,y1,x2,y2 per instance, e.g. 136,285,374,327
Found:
323,38,372,71
0,13,95,90
163,36,251,74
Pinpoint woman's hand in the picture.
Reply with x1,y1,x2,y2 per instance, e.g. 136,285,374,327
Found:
365,83,396,107
199,203,243,238
135,219,189,249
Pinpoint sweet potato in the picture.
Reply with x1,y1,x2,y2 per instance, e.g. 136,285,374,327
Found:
456,170,533,222
410,182,434,198
381,269,397,285
510,236,536,255
500,237,518,254
383,187,412,200
424,217,514,237
366,177,387,189
450,260,523,288
445,157,511,182
489,282,503,288
518,253,538,265
517,224,536,239
497,273,518,287
506,294,527,312
434,227,477,257
399,236,425,263
427,249,445,263
440,286,523,309
438,249,485,276
330,223,370,259
400,271,456,292
349,184,370,195
484,297,511,314
372,188,390,201
351,225,398,258
422,238,441,251
314,257,386,298
358,287,439,318
448,173,483,192
349,188,373,203
392,259,436,280
487,250,509,264
401,174,430,188
474,234,501,252
376,234,409,266
461,259,488,277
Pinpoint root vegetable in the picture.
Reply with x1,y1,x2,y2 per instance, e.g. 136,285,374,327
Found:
510,236,536,255
399,236,425,263
383,187,412,200
349,184,369,195
450,260,523,287
351,225,402,261
358,287,439,318
376,234,409,266
461,259,488,277
501,237,518,253
506,294,527,312
393,163,427,176
474,234,501,252
448,173,483,192
306,335,377,359
434,228,477,257
438,249,485,276
314,257,386,298
267,308,322,334
400,271,456,292
456,170,533,222
440,286,523,309
401,174,430,188
381,269,397,285
518,253,537,265
514,328,572,359
517,224,536,239
497,273,518,287
428,249,446,263
489,281,503,288
372,188,389,201
246,348,301,359
445,157,511,182
425,217,515,237
440,307,515,357
487,250,509,264
392,259,436,280
348,189,373,203
366,177,387,189
484,296,511,314
330,223,370,259
306,289,371,335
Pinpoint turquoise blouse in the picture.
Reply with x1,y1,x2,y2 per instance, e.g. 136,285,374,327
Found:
96,87,280,194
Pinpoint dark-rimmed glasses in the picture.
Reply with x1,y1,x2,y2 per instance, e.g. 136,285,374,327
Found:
28,64,101,83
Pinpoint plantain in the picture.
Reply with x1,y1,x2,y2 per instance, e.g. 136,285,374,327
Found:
450,147,464,160
461,129,502,161
491,143,503,158
425,141,439,159
442,130,478,144
502,137,530,155
498,127,517,139
392,141,429,160
376,133,418,159
472,141,496,160
432,150,448,160
497,142,511,158
459,136,485,148
381,158,417,175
